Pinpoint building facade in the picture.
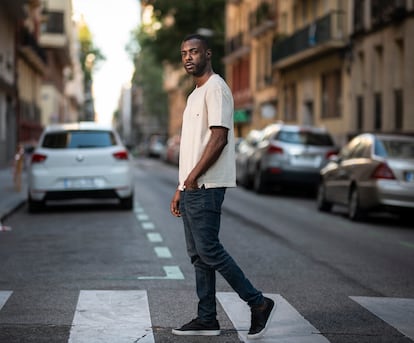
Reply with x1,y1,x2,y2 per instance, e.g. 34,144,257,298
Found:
225,0,414,145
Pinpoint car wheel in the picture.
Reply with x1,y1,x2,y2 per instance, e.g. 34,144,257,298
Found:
120,194,133,210
348,187,364,221
253,168,266,194
316,182,332,212
28,195,45,213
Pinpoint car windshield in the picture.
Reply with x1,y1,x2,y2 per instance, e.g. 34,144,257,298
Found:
277,130,334,146
375,138,414,158
42,130,117,149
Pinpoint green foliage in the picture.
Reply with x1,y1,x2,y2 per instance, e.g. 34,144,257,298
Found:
77,22,105,85
140,0,226,74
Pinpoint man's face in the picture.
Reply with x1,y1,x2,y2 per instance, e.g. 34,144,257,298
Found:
181,39,210,77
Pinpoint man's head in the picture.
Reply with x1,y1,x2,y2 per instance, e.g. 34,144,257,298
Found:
181,34,212,77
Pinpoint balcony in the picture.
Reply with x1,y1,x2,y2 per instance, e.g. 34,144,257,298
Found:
39,10,71,65
19,28,48,74
371,0,409,29
272,10,346,69
224,32,250,63
249,1,277,37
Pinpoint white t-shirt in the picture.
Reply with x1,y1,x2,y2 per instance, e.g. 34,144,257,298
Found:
178,74,236,190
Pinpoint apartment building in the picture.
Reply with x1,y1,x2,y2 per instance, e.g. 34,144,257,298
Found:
39,0,78,126
225,0,414,145
0,0,84,168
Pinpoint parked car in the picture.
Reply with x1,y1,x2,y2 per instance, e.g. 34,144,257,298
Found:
317,133,414,220
162,134,181,166
235,129,263,187
244,123,338,193
28,122,134,212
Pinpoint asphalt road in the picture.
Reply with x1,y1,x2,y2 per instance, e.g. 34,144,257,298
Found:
0,157,413,343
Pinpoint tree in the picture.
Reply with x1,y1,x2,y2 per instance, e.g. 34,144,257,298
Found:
139,0,225,74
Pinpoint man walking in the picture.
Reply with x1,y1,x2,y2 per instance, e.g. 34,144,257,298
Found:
170,33,275,339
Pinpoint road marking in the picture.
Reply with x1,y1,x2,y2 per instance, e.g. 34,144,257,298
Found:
0,291,12,310
154,246,172,258
68,290,154,343
136,213,149,221
138,266,184,280
350,296,414,341
399,241,414,250
134,207,144,213
147,233,163,243
141,222,155,230
216,292,330,343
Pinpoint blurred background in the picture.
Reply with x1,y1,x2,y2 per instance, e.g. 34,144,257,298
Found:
1,0,413,167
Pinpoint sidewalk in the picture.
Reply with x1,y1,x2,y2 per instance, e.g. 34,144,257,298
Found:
0,167,27,222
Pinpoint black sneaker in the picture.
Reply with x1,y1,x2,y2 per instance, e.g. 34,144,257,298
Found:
247,297,276,339
172,318,221,336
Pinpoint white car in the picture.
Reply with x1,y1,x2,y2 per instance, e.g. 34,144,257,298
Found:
28,122,134,212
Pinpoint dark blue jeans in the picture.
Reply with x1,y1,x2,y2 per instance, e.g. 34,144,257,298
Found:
180,187,264,322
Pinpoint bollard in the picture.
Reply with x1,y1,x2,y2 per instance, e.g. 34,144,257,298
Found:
13,144,24,192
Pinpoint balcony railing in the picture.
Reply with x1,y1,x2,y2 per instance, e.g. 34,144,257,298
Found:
272,10,345,65
21,28,47,63
225,32,244,55
41,11,64,34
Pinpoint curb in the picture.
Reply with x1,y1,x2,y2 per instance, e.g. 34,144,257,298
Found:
0,198,26,222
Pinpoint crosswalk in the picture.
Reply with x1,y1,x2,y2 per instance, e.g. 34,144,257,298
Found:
1,290,413,342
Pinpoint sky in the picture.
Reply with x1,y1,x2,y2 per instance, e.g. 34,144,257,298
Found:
72,0,141,125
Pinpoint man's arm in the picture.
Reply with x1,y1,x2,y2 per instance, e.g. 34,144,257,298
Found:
184,126,228,190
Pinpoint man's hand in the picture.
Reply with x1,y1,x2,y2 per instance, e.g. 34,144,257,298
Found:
170,189,181,217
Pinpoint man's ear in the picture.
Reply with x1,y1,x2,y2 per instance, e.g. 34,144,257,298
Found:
206,49,212,58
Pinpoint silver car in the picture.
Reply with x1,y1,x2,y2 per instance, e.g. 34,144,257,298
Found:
317,133,414,220
246,124,338,193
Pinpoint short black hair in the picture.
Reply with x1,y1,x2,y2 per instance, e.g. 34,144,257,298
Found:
182,34,210,50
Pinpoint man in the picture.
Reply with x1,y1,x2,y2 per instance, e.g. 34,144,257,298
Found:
170,33,275,339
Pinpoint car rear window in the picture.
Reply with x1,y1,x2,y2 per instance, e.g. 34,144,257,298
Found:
276,130,334,146
375,138,414,158
42,130,117,149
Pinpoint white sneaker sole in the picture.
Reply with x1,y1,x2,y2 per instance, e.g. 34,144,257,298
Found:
171,329,221,336
246,299,277,339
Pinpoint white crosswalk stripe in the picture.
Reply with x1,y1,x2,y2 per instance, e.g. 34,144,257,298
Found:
217,292,331,343
0,291,12,310
68,290,154,343
1,290,414,342
350,296,414,341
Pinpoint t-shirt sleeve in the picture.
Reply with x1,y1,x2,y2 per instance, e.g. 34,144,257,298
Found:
206,84,233,130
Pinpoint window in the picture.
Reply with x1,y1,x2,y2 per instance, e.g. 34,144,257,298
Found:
374,93,382,130
284,83,297,121
321,70,342,118
394,89,403,130
356,96,364,130
42,131,116,149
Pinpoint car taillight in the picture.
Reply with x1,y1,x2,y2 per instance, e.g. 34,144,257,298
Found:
113,150,129,160
325,150,337,159
31,153,47,164
371,162,395,180
267,145,283,154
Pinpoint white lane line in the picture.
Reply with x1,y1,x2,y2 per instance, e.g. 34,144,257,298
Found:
216,292,330,343
136,214,149,221
154,247,172,258
68,290,154,343
0,291,12,310
147,233,163,243
138,266,184,280
142,222,155,230
134,207,144,213
350,296,414,341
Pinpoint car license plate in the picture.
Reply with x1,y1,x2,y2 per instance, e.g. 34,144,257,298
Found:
291,154,322,167
405,171,414,182
64,178,96,189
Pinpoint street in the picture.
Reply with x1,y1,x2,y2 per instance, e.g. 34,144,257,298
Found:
0,157,413,343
